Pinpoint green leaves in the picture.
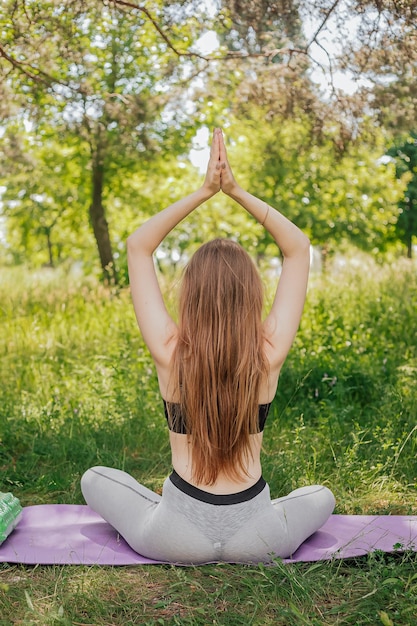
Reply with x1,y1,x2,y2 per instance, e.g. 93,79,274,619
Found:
220,113,404,257
387,133,417,257
0,0,415,273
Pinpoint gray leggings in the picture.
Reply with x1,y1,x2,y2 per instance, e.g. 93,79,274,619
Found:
81,466,335,564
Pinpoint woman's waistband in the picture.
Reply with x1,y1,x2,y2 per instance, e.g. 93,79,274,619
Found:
169,469,266,505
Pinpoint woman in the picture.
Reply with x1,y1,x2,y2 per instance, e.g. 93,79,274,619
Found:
81,128,335,564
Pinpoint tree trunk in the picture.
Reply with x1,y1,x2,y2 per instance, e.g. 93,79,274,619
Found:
45,226,54,267
89,159,117,284
406,234,412,259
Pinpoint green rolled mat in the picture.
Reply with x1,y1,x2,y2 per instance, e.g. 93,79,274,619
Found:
0,492,23,545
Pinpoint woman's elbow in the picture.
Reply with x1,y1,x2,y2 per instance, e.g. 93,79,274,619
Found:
300,233,311,251
126,232,142,253
126,231,153,258
126,233,135,248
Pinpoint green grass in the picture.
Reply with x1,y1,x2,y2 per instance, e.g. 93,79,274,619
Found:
1,258,417,625
2,553,417,625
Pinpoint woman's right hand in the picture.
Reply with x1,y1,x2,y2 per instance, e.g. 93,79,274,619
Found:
218,129,239,196
201,128,222,197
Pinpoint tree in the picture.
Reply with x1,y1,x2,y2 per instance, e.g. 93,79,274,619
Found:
1,0,416,272
0,0,209,280
212,111,405,261
334,1,417,132
0,127,92,267
387,133,417,258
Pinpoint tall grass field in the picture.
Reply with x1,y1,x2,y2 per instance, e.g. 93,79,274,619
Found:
0,257,416,625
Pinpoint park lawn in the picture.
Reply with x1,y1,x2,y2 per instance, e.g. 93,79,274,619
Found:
0,258,416,625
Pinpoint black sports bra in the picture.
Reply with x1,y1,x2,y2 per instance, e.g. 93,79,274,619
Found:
163,400,272,435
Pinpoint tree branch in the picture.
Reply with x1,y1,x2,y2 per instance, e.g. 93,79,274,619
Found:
111,0,321,65
0,44,47,83
0,0,350,95
112,0,209,60
0,43,71,89
306,0,342,50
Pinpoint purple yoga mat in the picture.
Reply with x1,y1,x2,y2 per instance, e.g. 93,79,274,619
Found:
0,505,416,566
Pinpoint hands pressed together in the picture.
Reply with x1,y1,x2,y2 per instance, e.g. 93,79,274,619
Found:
202,128,239,197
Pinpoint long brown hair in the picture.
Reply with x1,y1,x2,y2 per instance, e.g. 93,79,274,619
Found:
169,238,269,485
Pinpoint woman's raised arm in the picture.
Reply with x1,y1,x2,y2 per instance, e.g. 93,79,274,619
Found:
219,130,310,370
127,129,222,365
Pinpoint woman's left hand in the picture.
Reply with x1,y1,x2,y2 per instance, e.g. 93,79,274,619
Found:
201,128,222,196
